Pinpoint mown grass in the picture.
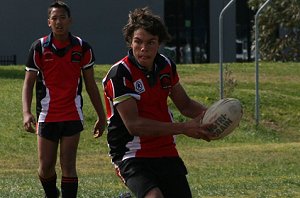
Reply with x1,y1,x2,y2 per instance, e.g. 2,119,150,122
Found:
0,62,299,197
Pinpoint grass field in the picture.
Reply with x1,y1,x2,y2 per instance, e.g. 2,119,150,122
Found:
0,62,299,197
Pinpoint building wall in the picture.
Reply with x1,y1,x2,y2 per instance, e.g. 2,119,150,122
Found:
0,0,163,65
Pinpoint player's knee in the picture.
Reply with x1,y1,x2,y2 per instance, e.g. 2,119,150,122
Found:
60,161,77,177
144,187,164,198
38,165,56,178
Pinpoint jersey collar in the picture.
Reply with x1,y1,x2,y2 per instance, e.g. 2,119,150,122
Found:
42,32,80,57
128,49,167,87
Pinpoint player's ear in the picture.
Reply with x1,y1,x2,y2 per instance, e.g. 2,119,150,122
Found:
48,19,51,28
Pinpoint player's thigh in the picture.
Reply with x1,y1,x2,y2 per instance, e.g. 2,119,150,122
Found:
59,120,82,168
144,187,164,198
59,133,80,170
125,172,159,198
159,173,192,198
118,159,159,198
38,136,59,172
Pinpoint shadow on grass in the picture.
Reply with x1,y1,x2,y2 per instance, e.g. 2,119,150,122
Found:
0,67,25,79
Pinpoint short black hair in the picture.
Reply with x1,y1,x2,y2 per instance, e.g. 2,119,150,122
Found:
48,1,71,18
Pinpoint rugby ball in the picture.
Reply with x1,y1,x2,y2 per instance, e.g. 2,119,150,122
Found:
202,98,243,140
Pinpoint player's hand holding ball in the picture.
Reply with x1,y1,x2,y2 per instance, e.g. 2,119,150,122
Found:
201,98,243,140
184,113,217,142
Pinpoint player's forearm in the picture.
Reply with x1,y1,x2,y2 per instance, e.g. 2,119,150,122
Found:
83,68,106,122
92,98,106,124
86,83,106,123
22,85,33,114
22,71,36,114
125,117,186,137
180,100,207,118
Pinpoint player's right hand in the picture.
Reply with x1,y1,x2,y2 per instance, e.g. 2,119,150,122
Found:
184,115,216,142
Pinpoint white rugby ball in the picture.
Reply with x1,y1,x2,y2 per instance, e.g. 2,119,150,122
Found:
202,98,243,140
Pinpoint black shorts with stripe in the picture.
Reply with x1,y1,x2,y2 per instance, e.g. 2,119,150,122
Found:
37,120,83,142
115,157,192,198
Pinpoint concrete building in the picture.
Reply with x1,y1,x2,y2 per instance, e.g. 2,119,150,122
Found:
0,0,163,65
0,0,252,65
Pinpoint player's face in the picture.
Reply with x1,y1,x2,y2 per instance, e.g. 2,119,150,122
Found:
131,28,160,70
48,7,71,40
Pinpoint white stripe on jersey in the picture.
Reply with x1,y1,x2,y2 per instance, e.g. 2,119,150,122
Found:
38,84,50,122
75,78,84,120
122,136,141,161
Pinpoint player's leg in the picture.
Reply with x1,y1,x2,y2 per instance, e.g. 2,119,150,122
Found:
60,133,80,198
156,157,192,198
59,120,82,198
37,134,59,198
144,187,164,198
158,174,192,198
125,174,164,198
116,158,164,198
60,133,80,176
143,158,192,198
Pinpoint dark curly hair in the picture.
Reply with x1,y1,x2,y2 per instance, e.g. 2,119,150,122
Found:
123,7,171,47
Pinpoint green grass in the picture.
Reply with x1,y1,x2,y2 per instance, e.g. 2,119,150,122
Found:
0,62,299,197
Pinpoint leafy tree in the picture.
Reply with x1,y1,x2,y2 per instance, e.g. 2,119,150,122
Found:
248,0,300,61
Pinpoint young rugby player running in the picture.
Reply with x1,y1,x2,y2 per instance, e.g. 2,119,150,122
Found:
102,7,214,198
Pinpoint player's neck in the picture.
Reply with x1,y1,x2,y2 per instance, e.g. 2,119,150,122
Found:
52,36,70,49
53,33,69,43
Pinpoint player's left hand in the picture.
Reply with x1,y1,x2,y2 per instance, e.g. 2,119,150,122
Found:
23,112,36,133
93,119,105,138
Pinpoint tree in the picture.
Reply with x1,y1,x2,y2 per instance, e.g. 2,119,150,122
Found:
248,0,300,61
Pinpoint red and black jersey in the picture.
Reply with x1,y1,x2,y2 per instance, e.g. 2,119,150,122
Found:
26,33,95,122
102,50,180,163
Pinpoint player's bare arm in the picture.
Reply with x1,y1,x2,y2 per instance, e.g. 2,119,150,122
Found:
82,68,106,138
116,97,210,140
169,82,215,141
170,83,207,118
22,71,37,133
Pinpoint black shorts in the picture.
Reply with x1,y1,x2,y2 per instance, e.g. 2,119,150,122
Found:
115,157,192,198
37,120,83,142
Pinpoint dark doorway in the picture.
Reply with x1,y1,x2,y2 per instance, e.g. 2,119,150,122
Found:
164,0,209,64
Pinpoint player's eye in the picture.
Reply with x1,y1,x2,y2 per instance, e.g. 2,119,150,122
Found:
148,41,155,45
50,15,67,21
60,15,67,20
133,39,142,45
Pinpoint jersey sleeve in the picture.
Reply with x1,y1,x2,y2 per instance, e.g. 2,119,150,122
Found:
25,39,42,72
81,41,95,70
103,62,140,106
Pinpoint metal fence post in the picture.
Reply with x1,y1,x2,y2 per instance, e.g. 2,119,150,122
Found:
219,0,236,99
254,0,272,125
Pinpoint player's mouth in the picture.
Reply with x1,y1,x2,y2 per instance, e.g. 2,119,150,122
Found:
55,26,64,31
139,55,150,60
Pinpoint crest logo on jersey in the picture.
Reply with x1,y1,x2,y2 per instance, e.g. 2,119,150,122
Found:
44,51,54,62
71,51,82,62
160,73,171,89
134,79,145,94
